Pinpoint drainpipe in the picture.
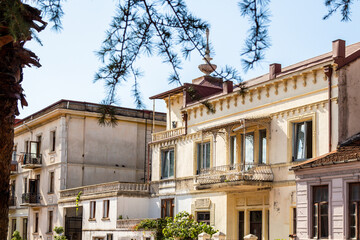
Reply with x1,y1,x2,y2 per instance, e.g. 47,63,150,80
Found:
324,65,333,152
23,122,33,140
144,118,147,183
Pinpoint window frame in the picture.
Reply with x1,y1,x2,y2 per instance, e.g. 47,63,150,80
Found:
259,129,267,164
103,200,110,219
50,130,56,152
287,113,316,162
311,185,329,239
348,182,360,239
90,201,96,220
196,211,210,225
48,171,54,194
196,141,211,174
292,120,313,161
161,198,174,218
34,212,39,233
48,210,53,233
160,148,175,179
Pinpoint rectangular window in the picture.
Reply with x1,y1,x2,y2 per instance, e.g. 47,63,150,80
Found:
24,178,27,194
90,201,96,219
292,208,297,235
106,234,113,240
24,140,29,153
161,198,174,218
242,132,254,165
49,172,54,193
349,183,360,239
312,185,328,239
197,142,210,174
161,148,174,179
50,130,56,152
197,212,210,225
11,218,16,235
36,135,41,156
103,200,110,219
11,180,16,196
23,218,28,240
259,130,267,164
48,211,53,233
34,213,39,233
250,211,262,240
293,120,312,161
12,145,17,162
230,135,237,166
239,211,244,240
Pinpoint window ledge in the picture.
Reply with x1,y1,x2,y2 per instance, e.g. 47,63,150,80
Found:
32,232,39,235
49,151,56,155
101,217,110,221
45,232,53,235
88,218,96,221
47,192,55,195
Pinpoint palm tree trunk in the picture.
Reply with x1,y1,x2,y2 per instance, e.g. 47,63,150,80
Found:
0,43,19,239
0,97,16,238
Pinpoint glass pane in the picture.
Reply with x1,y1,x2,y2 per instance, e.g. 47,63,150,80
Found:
259,130,266,164
162,151,168,178
295,123,305,159
169,150,174,177
30,142,38,155
306,122,313,158
320,215,329,238
245,133,254,164
197,144,201,173
321,203,328,215
350,226,356,238
350,183,360,201
205,142,210,169
313,204,318,238
230,136,237,165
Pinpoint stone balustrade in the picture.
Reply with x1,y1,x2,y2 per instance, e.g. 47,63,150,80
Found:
60,181,150,198
152,127,185,142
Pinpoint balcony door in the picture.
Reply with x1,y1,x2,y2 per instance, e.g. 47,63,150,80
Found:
250,211,262,240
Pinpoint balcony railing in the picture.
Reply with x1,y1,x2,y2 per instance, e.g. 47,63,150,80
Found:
20,153,42,169
60,181,150,198
21,193,41,205
152,127,185,142
117,219,145,230
9,196,16,207
195,163,274,185
10,161,18,174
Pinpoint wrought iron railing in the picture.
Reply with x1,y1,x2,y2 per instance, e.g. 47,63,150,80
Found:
21,153,42,166
152,127,185,142
21,193,40,204
195,163,274,185
9,196,16,206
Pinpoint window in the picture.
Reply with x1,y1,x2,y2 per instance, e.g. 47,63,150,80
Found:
11,218,16,235
23,218,28,240
161,198,174,218
349,183,360,239
230,135,237,166
161,148,174,179
259,130,267,164
36,135,41,156
293,120,312,161
197,212,210,225
24,140,29,153
12,145,17,162
50,130,56,152
24,178,27,194
90,201,96,219
239,211,245,240
34,213,39,233
196,142,210,174
242,132,254,165
292,208,297,237
106,234,113,240
103,200,110,219
250,211,262,240
49,172,54,193
48,211,53,233
312,185,328,239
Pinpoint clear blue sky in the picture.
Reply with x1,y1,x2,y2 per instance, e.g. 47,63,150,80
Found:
20,0,360,118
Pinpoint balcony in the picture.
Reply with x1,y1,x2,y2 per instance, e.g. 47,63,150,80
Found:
21,193,41,205
194,163,274,190
152,127,185,142
10,161,18,174
9,196,16,207
20,153,42,169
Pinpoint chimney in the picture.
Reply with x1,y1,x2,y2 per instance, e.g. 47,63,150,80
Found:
269,63,281,80
223,81,233,94
332,39,345,60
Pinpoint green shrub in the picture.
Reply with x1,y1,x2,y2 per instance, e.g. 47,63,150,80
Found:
54,226,68,240
11,230,22,240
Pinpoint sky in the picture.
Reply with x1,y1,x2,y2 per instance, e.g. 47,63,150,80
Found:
19,0,360,118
